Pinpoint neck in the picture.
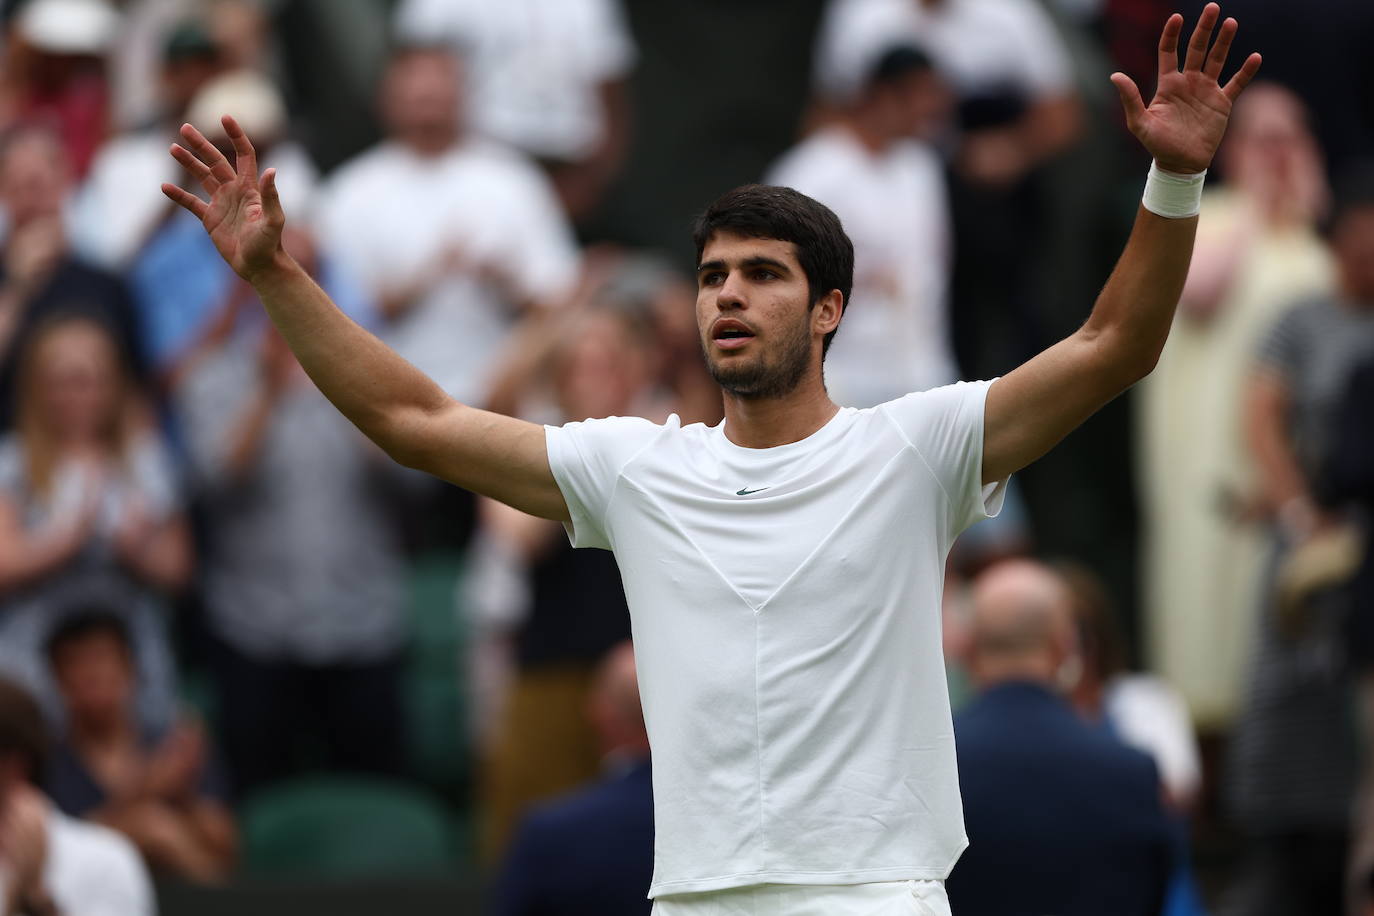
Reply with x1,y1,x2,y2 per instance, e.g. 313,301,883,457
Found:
972,655,1060,692
401,128,458,157
69,713,133,748
841,110,894,156
720,373,838,449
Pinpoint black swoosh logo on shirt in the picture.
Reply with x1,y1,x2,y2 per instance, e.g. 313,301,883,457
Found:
736,487,770,496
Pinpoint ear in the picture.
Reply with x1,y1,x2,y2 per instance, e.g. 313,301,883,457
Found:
812,289,844,338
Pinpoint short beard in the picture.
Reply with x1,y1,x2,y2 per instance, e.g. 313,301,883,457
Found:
703,312,815,400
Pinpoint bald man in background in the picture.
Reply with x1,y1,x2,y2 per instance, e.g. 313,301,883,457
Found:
492,642,653,915
946,561,1172,916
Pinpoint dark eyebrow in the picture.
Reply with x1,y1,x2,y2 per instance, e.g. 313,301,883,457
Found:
695,256,792,275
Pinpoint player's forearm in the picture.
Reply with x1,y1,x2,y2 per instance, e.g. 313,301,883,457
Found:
246,250,453,458
1078,205,1197,386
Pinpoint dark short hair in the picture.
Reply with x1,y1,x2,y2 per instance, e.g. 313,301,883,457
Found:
692,184,854,356
46,610,133,669
1325,162,1374,237
867,44,935,91
0,676,48,780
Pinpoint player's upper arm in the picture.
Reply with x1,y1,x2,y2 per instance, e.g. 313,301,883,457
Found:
982,328,1143,485
386,400,570,522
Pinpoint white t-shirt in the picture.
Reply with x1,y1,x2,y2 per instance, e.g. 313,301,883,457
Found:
767,126,956,407
46,808,156,916
545,381,1006,897
394,0,636,161
314,140,578,404
816,0,1073,103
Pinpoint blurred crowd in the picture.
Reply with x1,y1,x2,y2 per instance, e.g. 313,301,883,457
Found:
0,0,1370,914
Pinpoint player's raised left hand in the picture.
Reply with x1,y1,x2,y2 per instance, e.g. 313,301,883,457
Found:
1111,2,1262,175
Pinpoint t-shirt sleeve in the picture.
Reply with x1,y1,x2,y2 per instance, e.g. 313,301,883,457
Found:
880,380,1008,536
544,415,663,551
1255,302,1308,380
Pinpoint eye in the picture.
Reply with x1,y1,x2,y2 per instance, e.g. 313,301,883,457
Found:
700,271,724,286
752,269,777,281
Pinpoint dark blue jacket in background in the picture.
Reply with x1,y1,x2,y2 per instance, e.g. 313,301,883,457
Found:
491,757,653,916
947,681,1172,916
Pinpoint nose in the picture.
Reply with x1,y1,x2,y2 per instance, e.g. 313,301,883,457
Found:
715,270,747,311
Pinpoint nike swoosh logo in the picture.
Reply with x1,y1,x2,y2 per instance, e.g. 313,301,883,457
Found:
736,486,770,496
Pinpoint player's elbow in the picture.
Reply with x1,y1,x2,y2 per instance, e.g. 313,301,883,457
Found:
1078,325,1161,391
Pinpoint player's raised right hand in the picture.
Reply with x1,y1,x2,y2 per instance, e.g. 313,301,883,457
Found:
161,115,286,283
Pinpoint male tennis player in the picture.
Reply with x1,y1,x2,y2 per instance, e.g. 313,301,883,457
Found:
163,6,1258,913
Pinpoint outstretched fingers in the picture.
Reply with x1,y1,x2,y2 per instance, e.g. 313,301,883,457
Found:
1222,51,1263,101
1110,72,1146,130
259,167,285,226
223,114,259,182
179,122,236,185
1204,16,1238,80
170,143,219,195
1183,3,1220,72
161,183,208,220
1158,13,1183,77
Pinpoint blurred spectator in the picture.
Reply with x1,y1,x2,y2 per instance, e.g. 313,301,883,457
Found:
127,68,323,384
0,315,188,733
105,0,270,133
1139,84,1335,729
1324,356,1374,916
0,123,145,433
491,641,653,916
1224,169,1374,916
816,0,1083,380
1060,561,1207,916
73,18,228,270
0,675,154,916
393,0,634,223
470,293,655,861
176,316,410,797
0,0,120,179
767,45,956,408
44,612,236,883
314,44,579,407
946,559,1171,916
1061,562,1201,810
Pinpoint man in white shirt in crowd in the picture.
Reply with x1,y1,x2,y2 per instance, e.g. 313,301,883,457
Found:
768,44,956,408
0,677,154,916
392,0,635,222
162,6,1258,911
815,0,1081,184
314,43,579,407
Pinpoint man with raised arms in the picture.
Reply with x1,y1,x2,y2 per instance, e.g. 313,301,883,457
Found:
162,7,1258,912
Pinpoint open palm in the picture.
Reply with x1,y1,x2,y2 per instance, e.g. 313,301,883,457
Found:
161,116,286,281
1111,3,1262,175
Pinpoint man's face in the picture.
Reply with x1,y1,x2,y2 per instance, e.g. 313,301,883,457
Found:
382,51,462,146
0,133,69,228
695,232,821,400
52,633,133,727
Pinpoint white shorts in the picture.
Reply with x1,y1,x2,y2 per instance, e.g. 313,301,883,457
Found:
650,880,952,916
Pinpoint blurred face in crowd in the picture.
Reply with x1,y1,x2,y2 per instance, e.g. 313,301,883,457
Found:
555,310,652,421
1334,205,1374,305
28,321,123,447
51,629,134,732
695,232,826,400
381,49,463,154
873,68,950,141
0,129,69,229
1223,85,1322,198
162,52,224,120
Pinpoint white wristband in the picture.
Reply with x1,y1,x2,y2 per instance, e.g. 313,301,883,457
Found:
1141,161,1206,219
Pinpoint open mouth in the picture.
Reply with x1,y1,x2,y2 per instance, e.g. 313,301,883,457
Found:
712,319,756,350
